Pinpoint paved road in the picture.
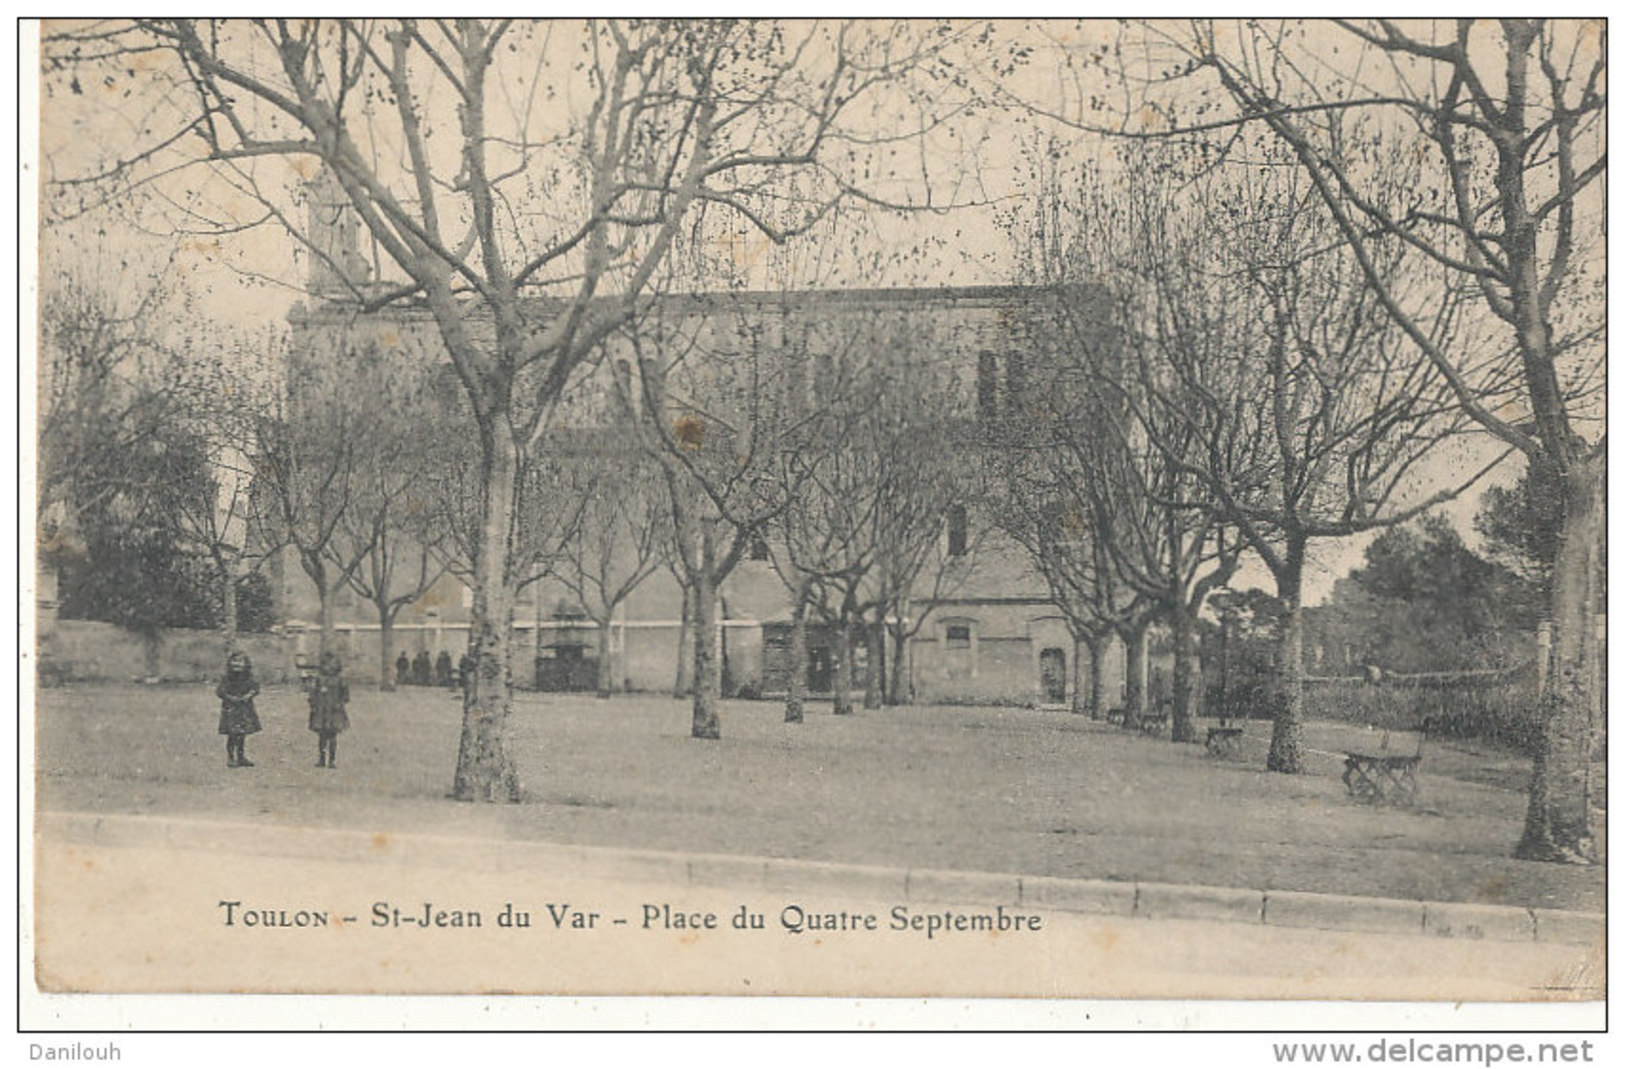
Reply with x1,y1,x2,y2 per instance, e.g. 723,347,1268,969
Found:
30,819,1603,1007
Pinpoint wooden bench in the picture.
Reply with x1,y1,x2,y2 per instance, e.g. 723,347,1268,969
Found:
1205,723,1246,759
1342,751,1421,805
1131,702,1170,736
1337,722,1430,806
1106,705,1169,734
1203,691,1254,758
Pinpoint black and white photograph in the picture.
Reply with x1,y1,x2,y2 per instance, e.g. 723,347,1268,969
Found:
21,15,1607,1033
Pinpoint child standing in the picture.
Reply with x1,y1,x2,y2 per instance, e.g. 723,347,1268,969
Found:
216,651,262,768
308,651,350,768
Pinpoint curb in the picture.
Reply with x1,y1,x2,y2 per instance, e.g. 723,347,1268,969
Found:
39,810,1604,947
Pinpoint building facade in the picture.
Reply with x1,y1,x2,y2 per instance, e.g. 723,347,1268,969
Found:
280,222,1129,705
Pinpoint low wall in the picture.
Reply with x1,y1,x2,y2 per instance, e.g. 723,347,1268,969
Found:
40,621,300,685
40,616,1102,708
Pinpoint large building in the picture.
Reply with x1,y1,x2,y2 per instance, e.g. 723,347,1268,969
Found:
277,191,1128,706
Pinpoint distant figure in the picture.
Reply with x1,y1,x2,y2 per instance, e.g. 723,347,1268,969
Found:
216,651,262,768
395,652,410,686
435,650,454,688
412,650,431,686
458,651,475,697
1150,667,1170,707
308,651,350,769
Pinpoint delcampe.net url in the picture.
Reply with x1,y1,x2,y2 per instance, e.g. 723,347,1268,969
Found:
1273,1040,1597,1066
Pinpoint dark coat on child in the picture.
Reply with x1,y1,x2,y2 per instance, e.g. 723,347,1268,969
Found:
217,668,263,736
307,674,350,734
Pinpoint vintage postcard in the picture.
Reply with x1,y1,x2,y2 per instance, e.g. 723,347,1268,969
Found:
23,17,1605,1031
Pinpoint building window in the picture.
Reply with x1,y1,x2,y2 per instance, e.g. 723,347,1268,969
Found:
940,617,978,680
977,351,998,420
748,535,770,561
1005,349,1026,407
947,504,968,558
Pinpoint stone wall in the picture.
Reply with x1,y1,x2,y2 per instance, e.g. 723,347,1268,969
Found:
40,621,300,685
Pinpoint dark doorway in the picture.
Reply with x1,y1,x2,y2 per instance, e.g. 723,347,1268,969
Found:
808,647,833,692
1039,647,1067,703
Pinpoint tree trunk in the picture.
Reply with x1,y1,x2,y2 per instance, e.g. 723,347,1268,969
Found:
1070,633,1088,716
219,559,239,657
689,521,722,739
832,613,855,716
317,582,337,661
888,621,910,705
378,606,396,692
672,583,694,698
863,616,884,710
1170,604,1199,743
785,582,808,723
305,554,337,660
1088,635,1106,720
1516,451,1604,863
595,614,614,699
1266,533,1308,774
1123,622,1148,719
452,420,523,803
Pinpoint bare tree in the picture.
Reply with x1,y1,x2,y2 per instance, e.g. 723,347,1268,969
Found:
1001,188,1244,738
1165,20,1606,859
1114,153,1484,769
768,333,893,718
984,446,1149,720
780,441,883,718
659,530,700,701
46,18,967,800
246,340,374,659
325,360,450,691
621,295,820,738
1002,131,1487,763
999,19,1603,856
425,416,589,626
551,440,668,698
863,359,975,707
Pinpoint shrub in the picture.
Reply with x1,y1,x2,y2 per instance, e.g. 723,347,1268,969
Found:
1302,673,1540,754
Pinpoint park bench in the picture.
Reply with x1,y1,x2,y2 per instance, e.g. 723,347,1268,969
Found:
1202,688,1261,758
1205,721,1246,759
1335,719,1431,806
1132,701,1170,736
1105,705,1167,734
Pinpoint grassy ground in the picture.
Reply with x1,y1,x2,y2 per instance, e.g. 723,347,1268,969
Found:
34,683,1605,913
